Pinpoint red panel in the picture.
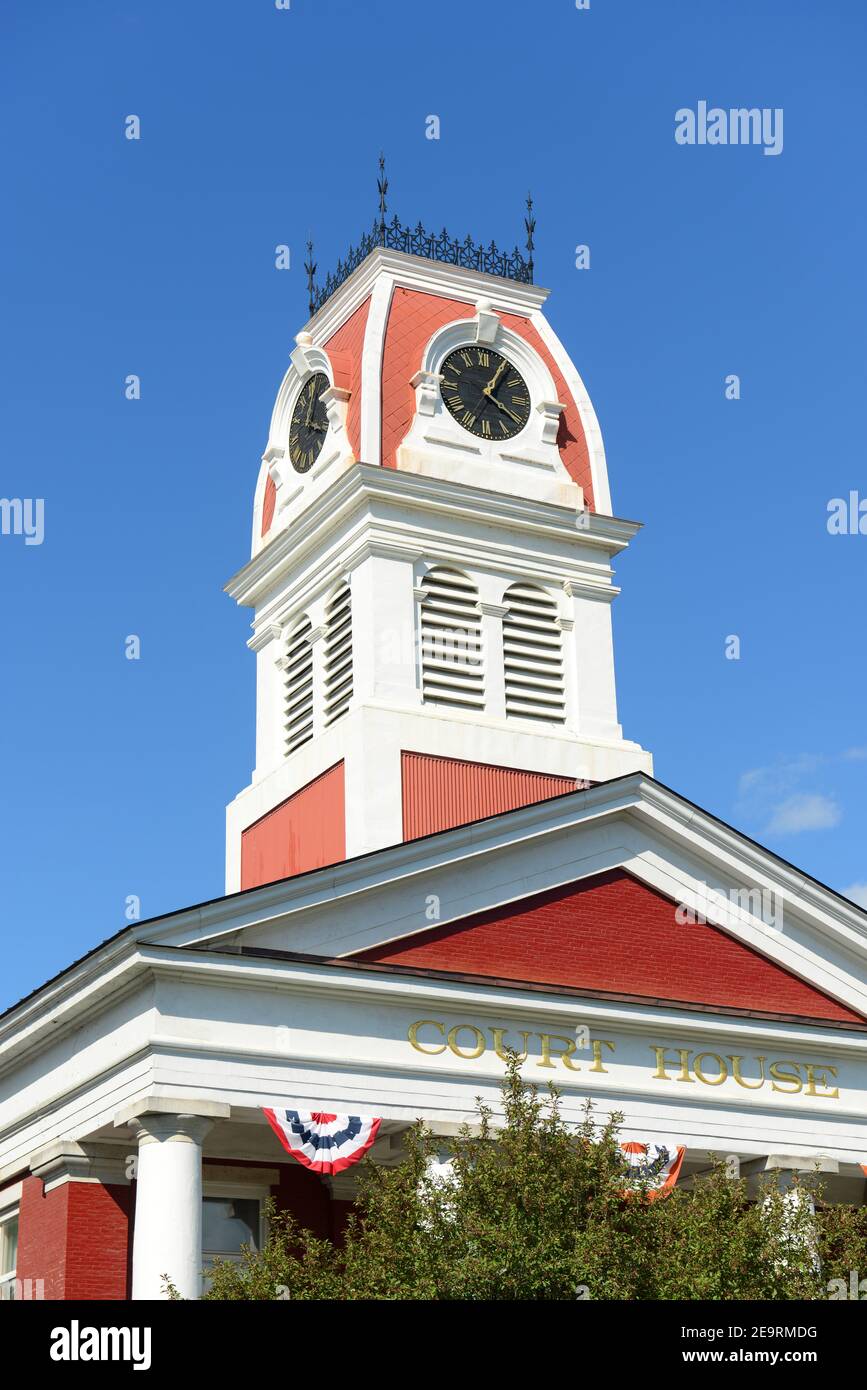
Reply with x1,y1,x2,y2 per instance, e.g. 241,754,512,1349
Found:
16,1175,131,1300
355,868,863,1024
499,311,595,508
401,751,578,841
324,296,371,460
380,288,475,468
261,474,276,537
241,762,345,890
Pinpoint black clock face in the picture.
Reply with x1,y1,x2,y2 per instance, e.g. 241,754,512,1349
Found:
289,372,329,473
440,346,531,440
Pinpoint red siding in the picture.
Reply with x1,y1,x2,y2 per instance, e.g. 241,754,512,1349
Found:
401,751,579,841
499,310,595,507
355,868,864,1023
261,474,276,536
241,762,345,890
380,288,475,469
16,1176,131,1300
324,296,371,460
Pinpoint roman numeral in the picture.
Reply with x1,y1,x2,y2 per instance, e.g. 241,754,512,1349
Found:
460,350,473,367
481,419,492,437
477,349,490,366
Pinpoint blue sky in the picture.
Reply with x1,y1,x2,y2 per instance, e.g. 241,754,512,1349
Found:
1,0,865,1009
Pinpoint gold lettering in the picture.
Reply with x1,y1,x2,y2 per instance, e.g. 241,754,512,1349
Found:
447,1024,486,1060
537,1033,581,1071
490,1027,531,1063
769,1060,803,1094
803,1063,839,1099
588,1039,616,1073
408,1019,446,1055
693,1052,728,1086
728,1054,766,1090
651,1046,694,1082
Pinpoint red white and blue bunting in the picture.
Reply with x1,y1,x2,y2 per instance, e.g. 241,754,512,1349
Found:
264,1108,381,1175
618,1138,686,1200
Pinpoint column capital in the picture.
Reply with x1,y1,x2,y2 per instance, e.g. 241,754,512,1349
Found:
113,1095,230,1132
130,1114,215,1148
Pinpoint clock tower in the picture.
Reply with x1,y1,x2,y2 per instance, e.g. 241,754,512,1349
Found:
225,186,652,893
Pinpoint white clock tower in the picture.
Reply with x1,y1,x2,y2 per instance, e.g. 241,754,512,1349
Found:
225,182,652,892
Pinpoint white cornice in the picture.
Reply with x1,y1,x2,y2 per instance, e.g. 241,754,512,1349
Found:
226,464,641,612
305,248,549,345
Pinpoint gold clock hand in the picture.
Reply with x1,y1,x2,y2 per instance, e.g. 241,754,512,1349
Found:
486,358,508,394
487,394,522,425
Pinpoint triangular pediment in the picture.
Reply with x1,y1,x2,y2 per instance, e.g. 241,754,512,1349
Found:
351,869,863,1024
132,775,867,1030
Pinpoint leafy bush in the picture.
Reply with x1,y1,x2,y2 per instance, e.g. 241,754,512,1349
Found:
203,1057,867,1301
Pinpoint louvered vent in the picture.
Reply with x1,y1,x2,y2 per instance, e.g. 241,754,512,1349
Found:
284,616,314,754
324,584,353,726
420,568,484,710
502,583,566,723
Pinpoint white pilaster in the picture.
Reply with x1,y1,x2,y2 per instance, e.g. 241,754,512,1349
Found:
478,602,507,721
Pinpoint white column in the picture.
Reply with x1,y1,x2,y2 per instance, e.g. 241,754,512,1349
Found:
131,1114,213,1301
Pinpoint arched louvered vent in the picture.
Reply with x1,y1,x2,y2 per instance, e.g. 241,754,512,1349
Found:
324,584,353,726
284,615,314,755
502,583,566,723
420,568,484,710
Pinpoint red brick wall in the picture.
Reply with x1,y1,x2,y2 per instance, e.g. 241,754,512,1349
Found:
16,1176,131,1300
354,868,863,1023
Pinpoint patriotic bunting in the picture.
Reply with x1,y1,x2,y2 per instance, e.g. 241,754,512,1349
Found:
264,1107,381,1175
618,1138,686,1200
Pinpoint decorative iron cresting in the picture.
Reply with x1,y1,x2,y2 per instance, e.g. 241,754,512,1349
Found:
307,158,535,316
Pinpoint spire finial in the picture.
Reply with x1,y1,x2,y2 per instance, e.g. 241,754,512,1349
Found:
377,153,388,241
304,237,317,317
524,192,535,281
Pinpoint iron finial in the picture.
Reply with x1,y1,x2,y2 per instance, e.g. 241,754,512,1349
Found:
304,237,317,317
377,153,388,242
524,192,535,282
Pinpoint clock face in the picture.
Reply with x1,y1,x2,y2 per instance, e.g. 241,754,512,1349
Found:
289,372,329,473
440,346,531,440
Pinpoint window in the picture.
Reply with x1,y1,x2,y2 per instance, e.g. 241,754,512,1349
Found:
502,582,566,723
284,615,314,755
324,584,353,726
201,1191,264,1292
419,568,484,710
0,1214,18,1301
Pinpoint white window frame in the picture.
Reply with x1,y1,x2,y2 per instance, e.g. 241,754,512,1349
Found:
0,1205,19,1302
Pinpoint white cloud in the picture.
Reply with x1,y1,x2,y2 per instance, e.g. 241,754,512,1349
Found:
843,882,867,910
765,794,841,836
